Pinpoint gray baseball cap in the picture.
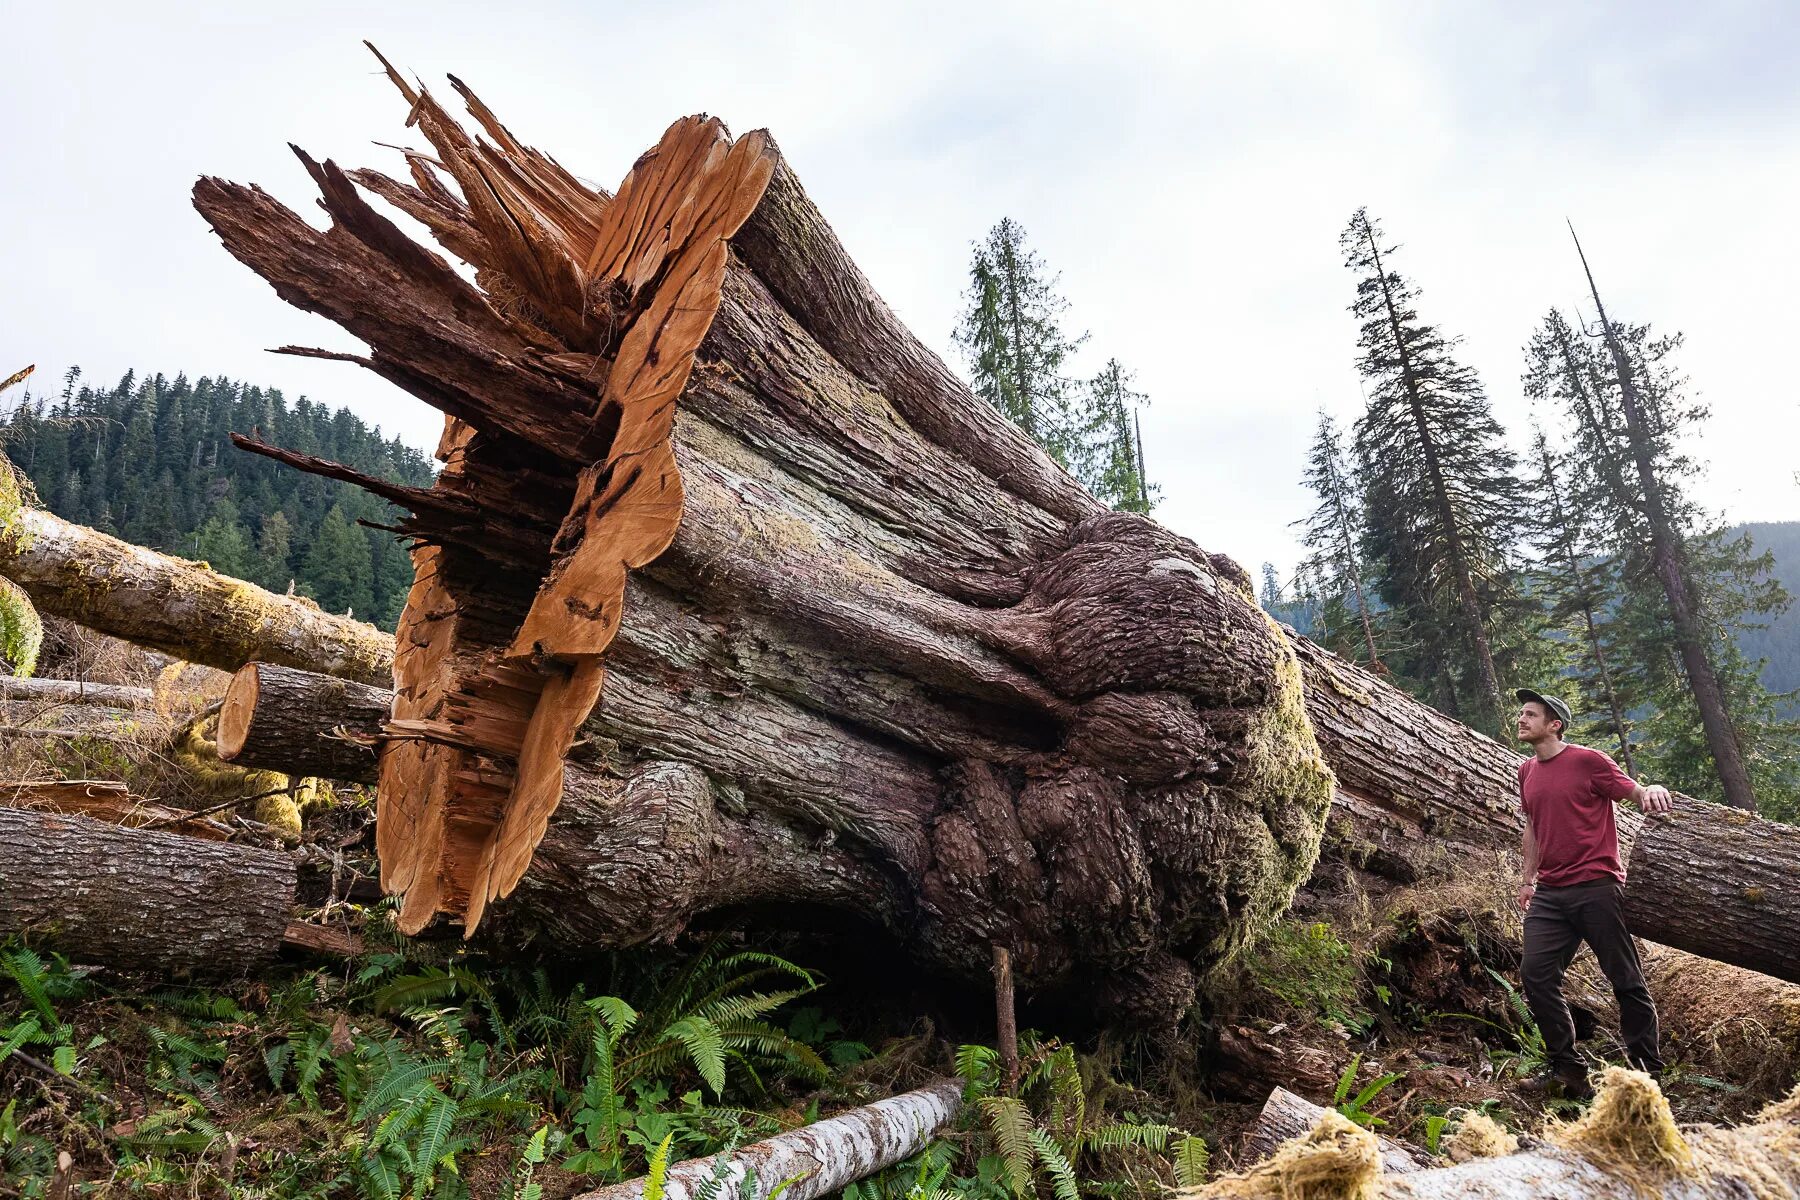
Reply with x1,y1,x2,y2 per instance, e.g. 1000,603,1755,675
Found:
1515,688,1572,731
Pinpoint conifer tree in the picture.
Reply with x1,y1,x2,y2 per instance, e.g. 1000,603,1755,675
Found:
1565,230,1771,809
1259,562,1282,610
1081,358,1156,512
192,495,256,580
255,510,294,591
1521,425,1635,769
300,502,375,618
954,218,1087,469
1340,209,1524,734
1294,411,1382,667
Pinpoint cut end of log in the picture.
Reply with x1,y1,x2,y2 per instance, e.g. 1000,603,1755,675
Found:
216,661,260,762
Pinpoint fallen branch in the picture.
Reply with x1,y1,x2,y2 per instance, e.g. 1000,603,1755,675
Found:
577,1078,963,1200
1239,1087,1432,1175
0,676,155,708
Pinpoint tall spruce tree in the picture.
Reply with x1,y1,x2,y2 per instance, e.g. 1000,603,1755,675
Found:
954,218,1087,469
1294,411,1382,667
1082,358,1155,512
1341,208,1524,734
1520,424,1636,770
1565,230,1766,809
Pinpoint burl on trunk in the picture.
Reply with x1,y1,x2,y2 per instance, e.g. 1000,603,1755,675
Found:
190,49,1334,1025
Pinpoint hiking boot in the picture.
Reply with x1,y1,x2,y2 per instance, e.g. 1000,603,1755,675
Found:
1520,1066,1594,1102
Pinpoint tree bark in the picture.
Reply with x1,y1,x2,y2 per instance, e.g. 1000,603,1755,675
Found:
0,807,296,974
217,661,387,781
188,61,1337,1026
0,676,155,708
1239,1088,1432,1174
0,506,392,686
576,1078,963,1200
1572,231,1756,811
1623,807,1800,983
1,779,235,840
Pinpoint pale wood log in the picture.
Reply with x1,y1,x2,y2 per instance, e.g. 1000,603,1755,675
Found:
1240,1088,1432,1174
1,779,234,840
0,676,155,708
577,1078,963,1200
0,506,392,685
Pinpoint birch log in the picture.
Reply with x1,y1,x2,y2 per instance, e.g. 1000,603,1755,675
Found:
577,1078,963,1200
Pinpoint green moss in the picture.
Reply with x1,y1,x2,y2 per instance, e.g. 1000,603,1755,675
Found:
0,575,42,678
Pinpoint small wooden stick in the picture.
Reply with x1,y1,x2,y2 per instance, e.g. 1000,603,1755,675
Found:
992,943,1019,1095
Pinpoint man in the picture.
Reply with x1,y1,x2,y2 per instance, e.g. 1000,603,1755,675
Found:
1514,687,1673,1100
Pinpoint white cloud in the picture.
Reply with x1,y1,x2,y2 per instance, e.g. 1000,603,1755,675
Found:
3,0,1794,579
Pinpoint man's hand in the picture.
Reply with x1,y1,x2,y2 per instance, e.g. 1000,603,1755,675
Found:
1637,783,1673,814
1517,882,1536,912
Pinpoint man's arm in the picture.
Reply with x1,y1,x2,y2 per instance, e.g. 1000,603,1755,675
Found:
1518,815,1541,912
1629,782,1673,814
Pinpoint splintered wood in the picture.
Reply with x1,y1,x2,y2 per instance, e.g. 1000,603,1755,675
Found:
198,49,774,934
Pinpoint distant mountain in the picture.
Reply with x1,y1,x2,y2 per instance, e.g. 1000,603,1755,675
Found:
1736,520,1800,700
1,369,434,629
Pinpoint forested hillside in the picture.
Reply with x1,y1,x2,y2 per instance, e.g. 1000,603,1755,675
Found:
1739,520,1800,699
0,369,432,628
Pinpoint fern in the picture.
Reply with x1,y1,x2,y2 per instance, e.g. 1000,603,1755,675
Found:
956,1044,1000,1098
644,1133,675,1200
410,1095,459,1194
664,1015,727,1096
0,1017,42,1064
977,1096,1035,1198
1172,1133,1210,1187
1084,1121,1174,1153
1028,1127,1080,1200
1,948,59,1031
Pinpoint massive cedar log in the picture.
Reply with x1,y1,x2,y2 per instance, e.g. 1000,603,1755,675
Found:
217,662,388,782
0,506,392,685
0,807,297,974
189,52,1335,1023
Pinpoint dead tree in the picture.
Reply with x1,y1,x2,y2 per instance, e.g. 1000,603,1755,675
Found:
185,50,1337,1026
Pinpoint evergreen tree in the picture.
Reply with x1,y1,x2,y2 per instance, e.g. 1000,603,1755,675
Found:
255,510,295,592
954,218,1087,468
1293,411,1382,668
192,495,255,580
1520,425,1636,770
1566,230,1774,810
300,503,375,618
1341,208,1525,735
1079,359,1156,512
1259,562,1282,610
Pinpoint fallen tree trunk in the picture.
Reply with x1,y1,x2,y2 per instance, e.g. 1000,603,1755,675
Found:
577,1078,962,1200
1239,1087,1432,1174
1195,1074,1800,1200
209,657,1800,989
0,676,155,708
217,661,387,781
0,807,296,974
189,56,1337,1026
2,779,235,840
0,506,392,686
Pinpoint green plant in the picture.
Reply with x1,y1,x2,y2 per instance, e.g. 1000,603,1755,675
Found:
1331,1053,1403,1128
1243,920,1371,1032
955,1038,1189,1198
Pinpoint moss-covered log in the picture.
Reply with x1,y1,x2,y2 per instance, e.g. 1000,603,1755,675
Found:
0,506,392,685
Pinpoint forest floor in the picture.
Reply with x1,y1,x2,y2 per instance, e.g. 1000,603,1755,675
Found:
4,624,1798,1198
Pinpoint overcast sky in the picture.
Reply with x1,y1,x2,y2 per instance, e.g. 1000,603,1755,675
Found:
4,0,1796,576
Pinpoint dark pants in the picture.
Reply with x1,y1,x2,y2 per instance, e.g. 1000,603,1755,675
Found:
1522,877,1663,1075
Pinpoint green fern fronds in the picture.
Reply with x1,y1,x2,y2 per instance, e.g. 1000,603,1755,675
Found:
411,1095,459,1194
644,1133,675,1200
1028,1127,1079,1200
1,948,59,1030
977,1095,1034,1198
666,1015,727,1096
956,1044,999,1097
586,995,639,1045
1172,1133,1210,1187
1084,1121,1174,1153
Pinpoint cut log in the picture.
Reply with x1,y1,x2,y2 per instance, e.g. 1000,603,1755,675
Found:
217,661,387,782
0,676,155,708
206,658,1800,994
1239,1088,1432,1174
0,807,296,974
190,57,1338,1025
1,779,235,840
576,1077,963,1200
1193,1074,1800,1200
0,506,392,685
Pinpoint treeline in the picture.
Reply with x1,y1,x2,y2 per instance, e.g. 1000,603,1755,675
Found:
0,369,433,629
1278,213,1796,821
954,219,1155,513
